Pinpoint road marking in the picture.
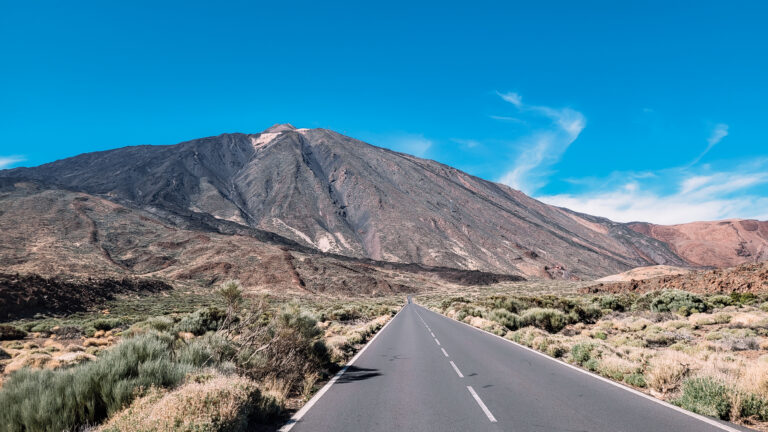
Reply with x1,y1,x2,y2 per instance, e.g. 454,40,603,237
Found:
467,386,497,422
279,306,405,431
441,347,449,357
430,332,435,337
419,305,744,432
434,338,441,345
450,360,464,378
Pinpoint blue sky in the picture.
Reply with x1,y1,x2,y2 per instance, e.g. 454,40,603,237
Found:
2,1,767,224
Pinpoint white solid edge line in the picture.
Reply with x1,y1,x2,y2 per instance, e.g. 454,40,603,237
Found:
450,360,464,378
441,347,449,357
417,305,744,432
467,386,497,422
279,305,406,431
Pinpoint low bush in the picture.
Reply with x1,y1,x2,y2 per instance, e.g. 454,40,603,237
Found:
731,292,757,305
174,307,226,336
486,296,525,313
571,343,596,367
596,294,631,312
0,332,190,432
708,295,734,308
649,291,707,316
142,315,176,332
91,318,123,331
100,372,281,432
673,377,732,420
485,308,520,330
624,373,647,388
738,393,768,421
520,308,567,333
0,324,27,340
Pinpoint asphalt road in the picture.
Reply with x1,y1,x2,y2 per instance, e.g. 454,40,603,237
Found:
284,300,751,432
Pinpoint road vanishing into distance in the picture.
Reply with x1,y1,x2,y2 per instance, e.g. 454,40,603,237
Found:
283,299,752,432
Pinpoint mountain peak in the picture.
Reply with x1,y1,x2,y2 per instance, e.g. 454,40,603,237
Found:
263,123,297,133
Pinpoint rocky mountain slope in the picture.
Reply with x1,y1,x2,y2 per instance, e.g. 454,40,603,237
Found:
628,219,768,268
1,124,685,279
583,261,768,294
0,179,521,295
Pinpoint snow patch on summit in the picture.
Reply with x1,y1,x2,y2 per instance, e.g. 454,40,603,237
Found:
251,133,279,149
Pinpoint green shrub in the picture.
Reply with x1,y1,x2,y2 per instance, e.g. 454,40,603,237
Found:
597,294,630,312
0,332,190,432
520,308,567,333
731,292,757,305
708,295,733,308
571,343,596,366
487,296,525,313
650,291,707,316
546,344,566,358
326,307,361,321
584,358,599,371
0,325,27,340
91,318,123,331
174,307,226,335
673,377,732,420
142,315,176,332
759,302,768,313
29,323,55,334
624,373,647,388
485,308,520,330
440,296,470,310
567,305,603,325
738,393,768,421
593,331,607,340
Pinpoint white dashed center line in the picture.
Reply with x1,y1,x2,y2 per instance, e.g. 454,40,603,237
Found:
441,348,449,357
434,338,441,345
467,386,497,422
450,360,464,378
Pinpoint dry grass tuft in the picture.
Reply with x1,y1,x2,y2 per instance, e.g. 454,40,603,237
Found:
645,351,692,394
100,371,279,432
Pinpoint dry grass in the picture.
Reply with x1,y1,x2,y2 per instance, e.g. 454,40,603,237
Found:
646,351,692,394
423,287,768,430
99,371,279,432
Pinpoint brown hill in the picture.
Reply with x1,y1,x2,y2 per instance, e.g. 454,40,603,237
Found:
583,261,768,294
1,124,685,279
627,220,768,268
595,265,692,282
0,180,522,299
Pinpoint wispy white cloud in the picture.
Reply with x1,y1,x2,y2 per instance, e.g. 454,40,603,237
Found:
489,115,525,123
538,163,768,224
451,138,481,148
494,92,586,193
0,156,24,169
385,134,433,157
689,123,728,165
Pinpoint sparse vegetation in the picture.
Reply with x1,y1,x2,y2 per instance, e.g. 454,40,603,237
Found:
424,286,768,430
0,281,402,432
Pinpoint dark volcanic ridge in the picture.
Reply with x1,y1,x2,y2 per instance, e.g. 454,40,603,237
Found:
0,273,172,321
1,124,692,279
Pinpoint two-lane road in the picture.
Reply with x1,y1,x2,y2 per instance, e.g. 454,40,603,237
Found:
284,301,750,432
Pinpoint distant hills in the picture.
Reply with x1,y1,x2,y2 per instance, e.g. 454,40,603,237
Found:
1,124,765,285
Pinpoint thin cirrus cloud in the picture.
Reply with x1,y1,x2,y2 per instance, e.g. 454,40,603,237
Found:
538,161,768,225
380,133,433,157
534,122,768,225
494,92,586,194
688,123,729,166
0,156,25,169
